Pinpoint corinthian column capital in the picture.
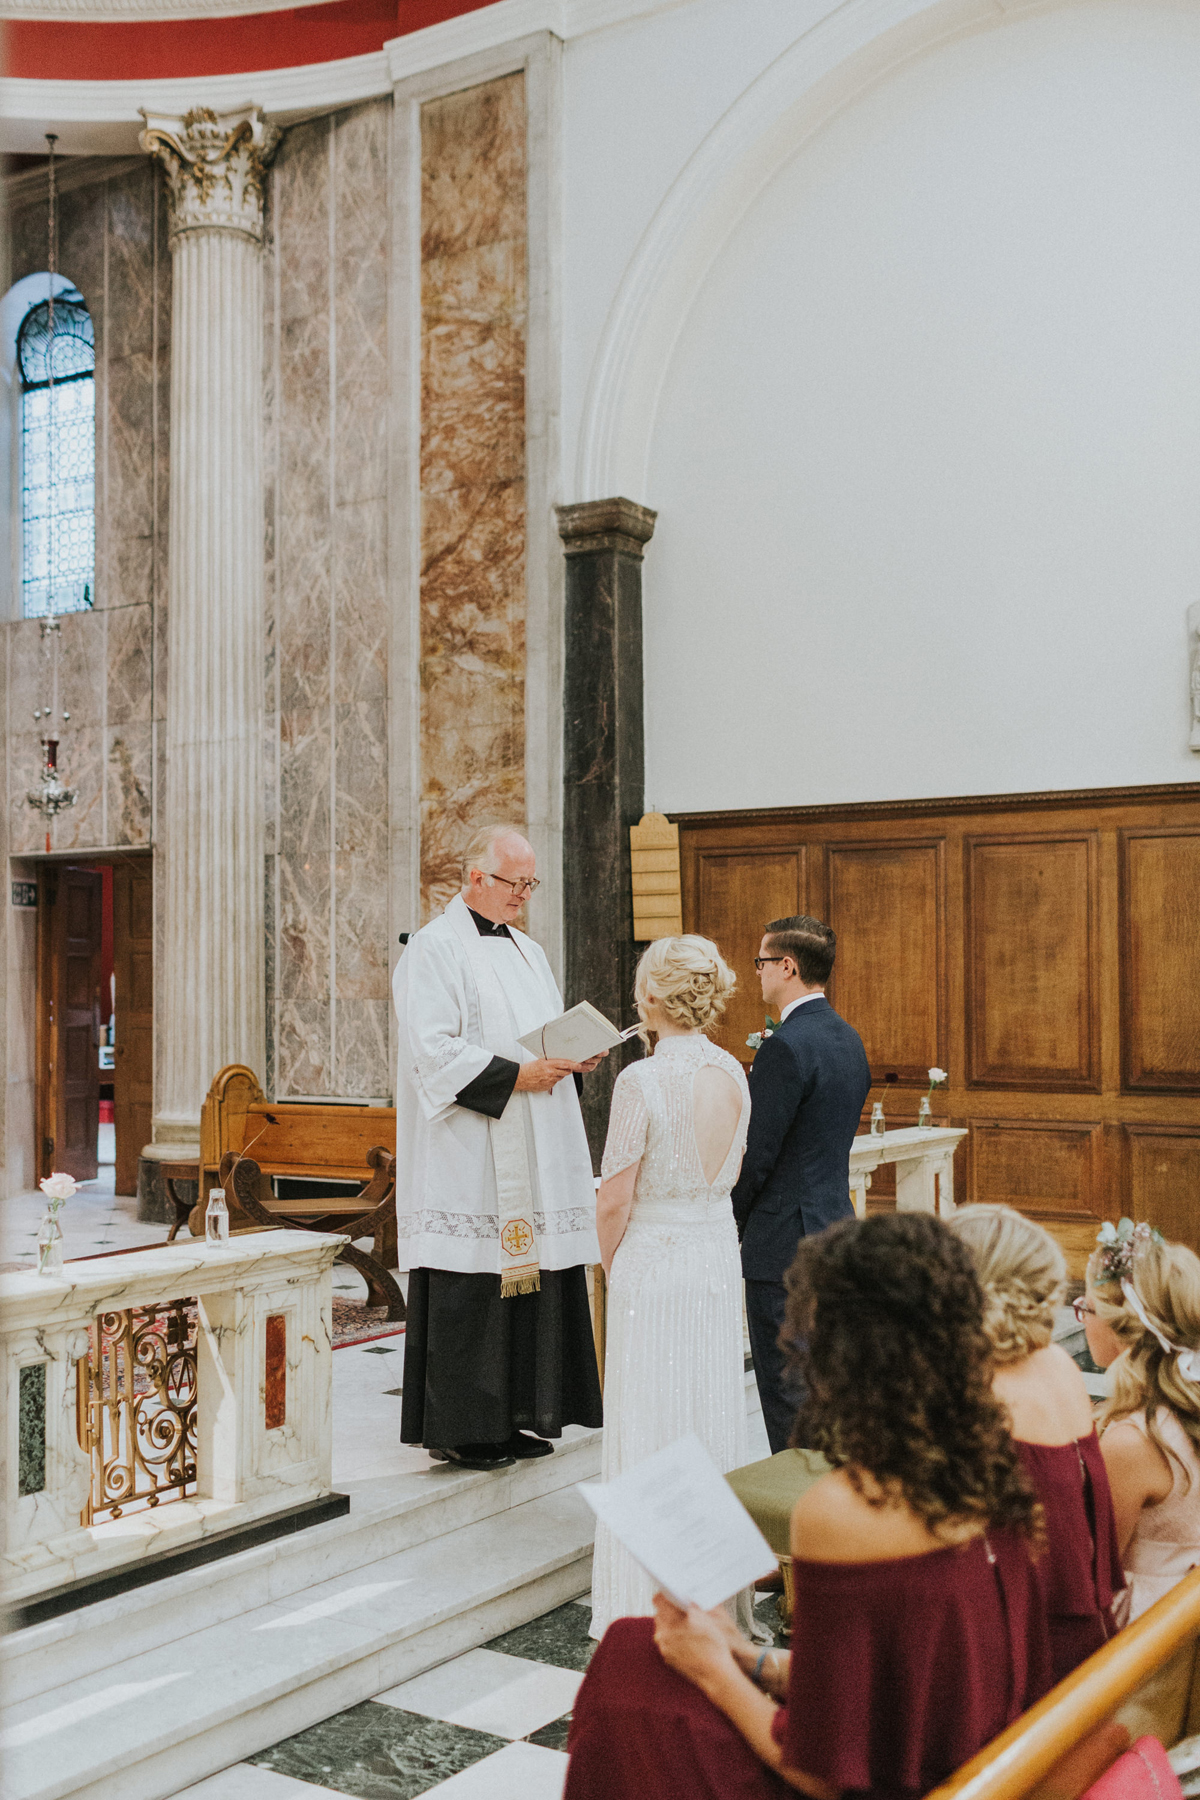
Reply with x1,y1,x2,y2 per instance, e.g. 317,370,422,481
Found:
139,105,280,245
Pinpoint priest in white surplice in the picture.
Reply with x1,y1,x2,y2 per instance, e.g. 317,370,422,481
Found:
393,825,605,1471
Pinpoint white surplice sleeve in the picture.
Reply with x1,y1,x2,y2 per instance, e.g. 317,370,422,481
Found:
601,1066,650,1179
398,932,494,1123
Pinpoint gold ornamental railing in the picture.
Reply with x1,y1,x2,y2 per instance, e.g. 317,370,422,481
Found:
75,1298,198,1525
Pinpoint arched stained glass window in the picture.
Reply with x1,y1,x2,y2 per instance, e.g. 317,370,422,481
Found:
18,289,95,618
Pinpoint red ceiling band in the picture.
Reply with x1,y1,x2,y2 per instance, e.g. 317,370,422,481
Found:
5,0,495,82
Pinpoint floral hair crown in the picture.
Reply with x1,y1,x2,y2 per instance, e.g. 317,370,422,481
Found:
1093,1217,1163,1283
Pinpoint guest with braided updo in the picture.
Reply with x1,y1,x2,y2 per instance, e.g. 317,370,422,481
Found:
566,1214,1052,1800
949,1204,1123,1682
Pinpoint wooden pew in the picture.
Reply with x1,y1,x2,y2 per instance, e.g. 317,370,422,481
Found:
928,1567,1200,1800
196,1064,402,1320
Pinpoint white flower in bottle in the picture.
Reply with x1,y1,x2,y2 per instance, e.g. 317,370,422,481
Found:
39,1172,78,1206
928,1068,948,1085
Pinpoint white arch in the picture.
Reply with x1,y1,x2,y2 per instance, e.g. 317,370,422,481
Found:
1,272,75,387
573,0,1062,503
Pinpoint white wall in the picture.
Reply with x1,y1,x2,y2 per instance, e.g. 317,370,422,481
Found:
564,0,1200,811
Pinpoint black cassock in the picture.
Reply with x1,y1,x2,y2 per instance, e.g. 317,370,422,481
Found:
399,908,604,1451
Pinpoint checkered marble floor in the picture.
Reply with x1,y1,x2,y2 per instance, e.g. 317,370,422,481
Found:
174,1597,598,1800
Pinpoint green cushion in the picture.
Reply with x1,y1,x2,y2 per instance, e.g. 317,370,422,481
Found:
726,1448,831,1557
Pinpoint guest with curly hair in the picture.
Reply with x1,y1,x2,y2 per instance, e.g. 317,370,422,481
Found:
565,1213,1052,1800
949,1204,1123,1683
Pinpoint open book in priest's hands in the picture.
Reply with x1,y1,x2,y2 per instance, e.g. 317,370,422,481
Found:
517,1001,641,1063
579,1434,776,1610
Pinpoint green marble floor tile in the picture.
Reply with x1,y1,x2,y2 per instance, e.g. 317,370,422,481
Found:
526,1713,572,1752
249,1701,506,1799
487,1601,595,1672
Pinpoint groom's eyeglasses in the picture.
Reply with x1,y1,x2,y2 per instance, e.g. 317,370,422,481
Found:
485,873,541,897
753,957,786,971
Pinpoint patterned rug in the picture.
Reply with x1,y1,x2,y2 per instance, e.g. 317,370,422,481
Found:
332,1296,406,1349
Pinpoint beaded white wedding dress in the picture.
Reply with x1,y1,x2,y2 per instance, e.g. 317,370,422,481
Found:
589,1033,751,1639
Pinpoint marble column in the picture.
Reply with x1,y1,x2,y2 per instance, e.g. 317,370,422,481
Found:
140,107,278,1140
557,497,657,1162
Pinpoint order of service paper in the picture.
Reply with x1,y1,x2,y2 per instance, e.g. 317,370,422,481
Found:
579,1434,776,1611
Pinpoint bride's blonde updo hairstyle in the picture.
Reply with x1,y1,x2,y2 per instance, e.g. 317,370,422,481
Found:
948,1204,1066,1364
634,935,736,1041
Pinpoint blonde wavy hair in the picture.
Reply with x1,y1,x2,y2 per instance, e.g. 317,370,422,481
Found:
948,1204,1066,1364
1091,1235,1200,1480
634,935,736,1042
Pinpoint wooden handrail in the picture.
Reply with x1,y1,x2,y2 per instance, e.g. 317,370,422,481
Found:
927,1567,1200,1800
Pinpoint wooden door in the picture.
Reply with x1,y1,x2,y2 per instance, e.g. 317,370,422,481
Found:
678,787,1200,1270
684,845,807,1061
39,865,102,1182
112,857,153,1196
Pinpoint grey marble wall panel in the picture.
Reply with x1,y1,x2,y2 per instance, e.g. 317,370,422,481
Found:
333,101,389,510
105,168,156,362
106,603,152,724
267,99,392,1097
276,998,331,1096
334,998,389,1099
274,116,333,1088
105,352,156,611
107,723,152,845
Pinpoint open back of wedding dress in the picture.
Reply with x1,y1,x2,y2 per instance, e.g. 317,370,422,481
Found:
589,1034,751,1640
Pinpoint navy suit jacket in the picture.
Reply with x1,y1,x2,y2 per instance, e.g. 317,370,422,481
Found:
733,996,872,1283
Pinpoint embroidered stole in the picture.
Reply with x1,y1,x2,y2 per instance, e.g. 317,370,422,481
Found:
448,900,543,1297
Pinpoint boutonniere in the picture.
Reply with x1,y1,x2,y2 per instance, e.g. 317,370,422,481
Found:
746,1018,780,1052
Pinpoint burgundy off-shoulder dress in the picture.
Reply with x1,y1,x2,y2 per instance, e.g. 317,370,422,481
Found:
565,1530,1052,1800
1017,1431,1123,1684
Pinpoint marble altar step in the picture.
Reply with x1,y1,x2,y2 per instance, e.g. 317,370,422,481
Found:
0,1479,597,1800
3,1424,602,1711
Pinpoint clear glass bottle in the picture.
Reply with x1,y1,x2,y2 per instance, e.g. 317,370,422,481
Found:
917,1095,933,1129
205,1187,229,1245
36,1208,64,1276
870,1101,886,1137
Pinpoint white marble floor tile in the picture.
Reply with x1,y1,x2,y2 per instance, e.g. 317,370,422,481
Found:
423,1740,568,1798
172,1763,347,1800
375,1648,582,1740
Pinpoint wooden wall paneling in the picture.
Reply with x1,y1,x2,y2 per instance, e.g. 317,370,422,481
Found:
690,845,806,1062
965,833,1100,1090
1124,1125,1200,1255
1120,828,1200,1093
825,839,945,1083
970,1117,1103,1274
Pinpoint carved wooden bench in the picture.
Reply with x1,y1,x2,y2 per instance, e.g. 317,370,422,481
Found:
196,1065,403,1320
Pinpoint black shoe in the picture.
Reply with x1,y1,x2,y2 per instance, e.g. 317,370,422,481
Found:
427,1444,516,1471
507,1431,554,1459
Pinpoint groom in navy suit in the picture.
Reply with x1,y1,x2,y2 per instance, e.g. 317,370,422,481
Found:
732,915,871,1454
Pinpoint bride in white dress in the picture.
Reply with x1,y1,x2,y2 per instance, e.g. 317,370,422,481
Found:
589,935,751,1640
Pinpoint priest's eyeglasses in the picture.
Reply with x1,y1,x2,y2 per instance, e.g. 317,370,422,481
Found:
485,873,541,897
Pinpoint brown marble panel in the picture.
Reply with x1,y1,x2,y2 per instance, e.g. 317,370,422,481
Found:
419,74,528,922
107,603,152,724
421,75,526,261
106,722,152,845
276,998,331,1097
334,997,390,1100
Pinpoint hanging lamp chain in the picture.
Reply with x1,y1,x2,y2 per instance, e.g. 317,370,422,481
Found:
45,133,57,380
